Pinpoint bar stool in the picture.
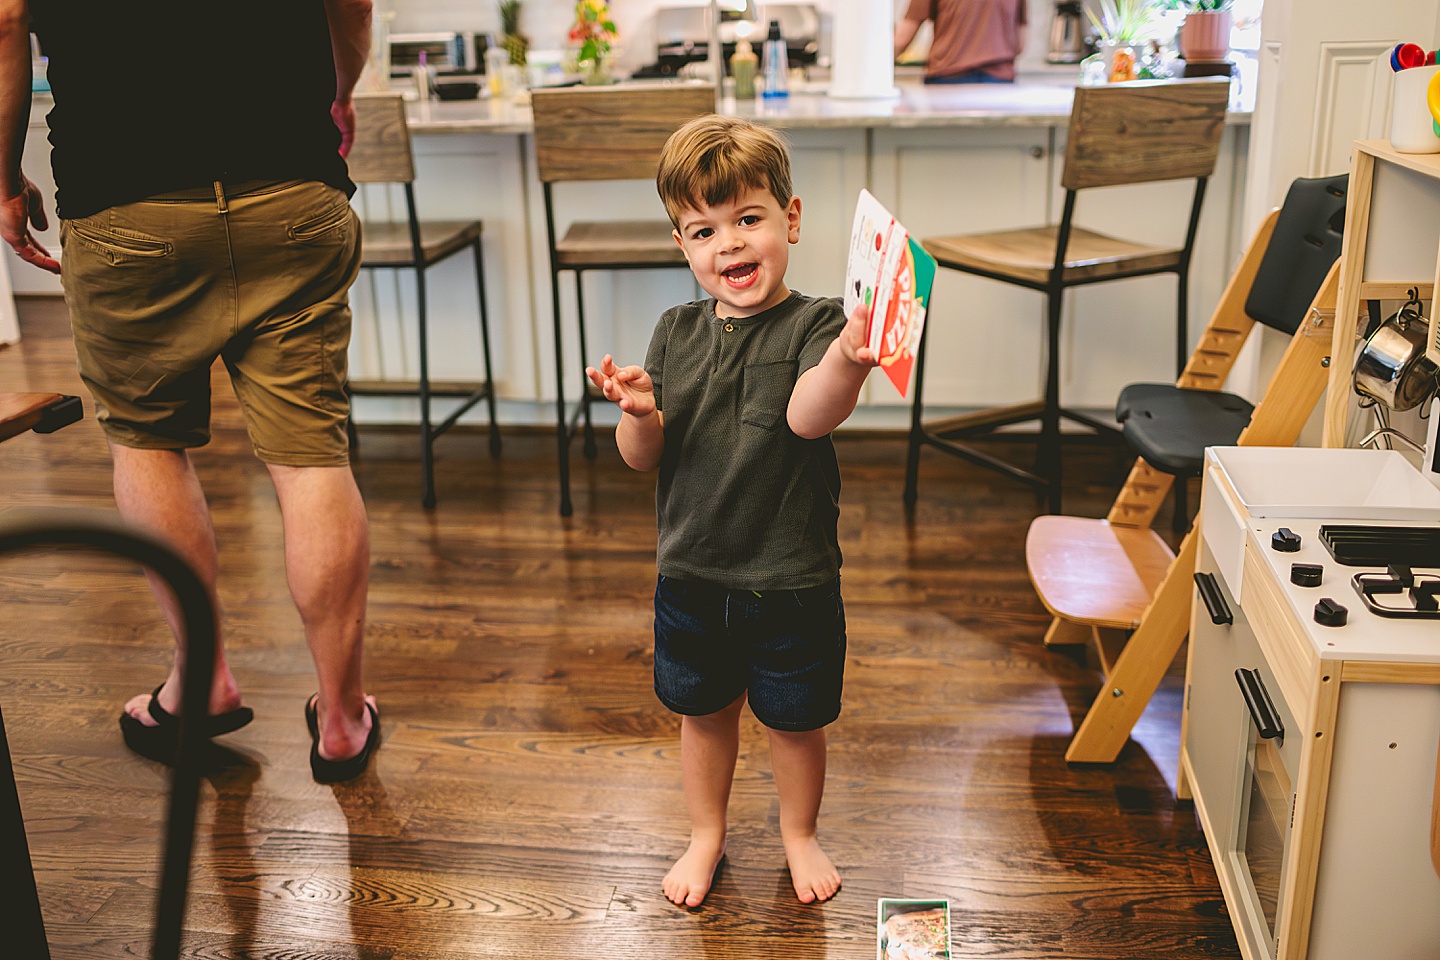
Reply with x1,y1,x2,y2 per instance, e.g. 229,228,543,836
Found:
0,510,216,960
904,78,1232,514
530,83,715,517
347,92,500,509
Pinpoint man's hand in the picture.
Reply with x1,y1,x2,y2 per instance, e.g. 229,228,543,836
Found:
331,99,356,158
835,302,878,368
586,354,656,418
0,174,58,274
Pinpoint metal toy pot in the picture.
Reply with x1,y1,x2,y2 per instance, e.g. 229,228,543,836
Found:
1353,297,1440,411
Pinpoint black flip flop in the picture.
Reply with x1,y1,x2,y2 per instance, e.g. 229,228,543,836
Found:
306,694,380,783
118,684,254,764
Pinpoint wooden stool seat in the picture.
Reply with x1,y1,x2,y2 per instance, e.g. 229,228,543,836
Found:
555,220,687,268
924,226,1184,286
359,219,484,267
1026,515,1174,629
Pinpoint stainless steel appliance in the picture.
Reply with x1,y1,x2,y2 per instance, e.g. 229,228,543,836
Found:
1046,1,1091,64
635,3,820,79
388,31,480,77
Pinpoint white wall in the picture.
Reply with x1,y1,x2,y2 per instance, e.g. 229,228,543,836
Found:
1236,0,1440,446
1242,0,1440,231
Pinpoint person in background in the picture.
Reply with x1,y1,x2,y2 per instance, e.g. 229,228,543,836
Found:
0,0,381,783
586,115,877,908
895,0,1028,84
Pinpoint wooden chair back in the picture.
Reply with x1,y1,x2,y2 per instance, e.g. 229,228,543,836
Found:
531,83,716,184
348,93,416,185
1061,78,1230,191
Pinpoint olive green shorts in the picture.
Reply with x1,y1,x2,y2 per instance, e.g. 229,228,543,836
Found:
61,179,362,467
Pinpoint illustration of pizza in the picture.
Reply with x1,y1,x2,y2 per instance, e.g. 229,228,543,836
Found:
883,907,948,959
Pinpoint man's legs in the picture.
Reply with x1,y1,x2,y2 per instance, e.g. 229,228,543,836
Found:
768,726,841,903
664,692,746,908
266,463,374,761
113,443,244,724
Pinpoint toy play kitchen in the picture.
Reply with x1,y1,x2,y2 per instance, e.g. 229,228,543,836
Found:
1183,445,1440,960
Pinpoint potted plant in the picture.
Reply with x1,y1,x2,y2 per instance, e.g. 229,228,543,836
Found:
569,0,618,85
499,0,529,67
1085,0,1162,81
1177,0,1233,62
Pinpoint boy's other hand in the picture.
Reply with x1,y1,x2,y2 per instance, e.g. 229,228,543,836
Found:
586,355,656,418
837,303,878,368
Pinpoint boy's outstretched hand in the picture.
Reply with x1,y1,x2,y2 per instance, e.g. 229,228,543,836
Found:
586,355,656,418
835,303,879,368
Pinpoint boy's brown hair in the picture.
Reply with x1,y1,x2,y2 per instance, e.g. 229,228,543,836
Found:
656,115,793,228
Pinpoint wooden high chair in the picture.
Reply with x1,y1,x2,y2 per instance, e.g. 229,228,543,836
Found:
1025,176,1347,763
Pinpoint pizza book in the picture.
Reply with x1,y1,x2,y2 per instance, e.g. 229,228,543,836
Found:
877,898,951,959
843,190,937,398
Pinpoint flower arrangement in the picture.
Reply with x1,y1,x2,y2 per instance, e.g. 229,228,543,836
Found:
1085,0,1161,43
569,0,618,69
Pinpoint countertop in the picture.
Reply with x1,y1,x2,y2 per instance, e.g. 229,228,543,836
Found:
396,73,1253,135
26,75,1252,137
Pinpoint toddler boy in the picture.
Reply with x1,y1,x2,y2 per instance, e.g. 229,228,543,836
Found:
586,115,876,907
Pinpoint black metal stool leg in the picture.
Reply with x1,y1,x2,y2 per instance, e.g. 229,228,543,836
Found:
1038,286,1065,514
1172,474,1190,535
0,703,49,959
551,265,573,517
415,264,436,509
575,272,597,461
1176,269,1190,380
473,238,501,459
903,320,932,507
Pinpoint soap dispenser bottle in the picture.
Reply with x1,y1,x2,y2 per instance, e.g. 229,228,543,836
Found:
761,19,788,99
731,36,758,99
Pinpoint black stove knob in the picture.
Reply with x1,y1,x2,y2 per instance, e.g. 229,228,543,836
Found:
1272,527,1302,552
1290,562,1323,587
1314,597,1348,627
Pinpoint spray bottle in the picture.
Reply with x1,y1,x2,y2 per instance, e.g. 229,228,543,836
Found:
761,19,788,99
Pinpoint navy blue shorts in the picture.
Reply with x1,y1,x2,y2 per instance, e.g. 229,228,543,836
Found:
653,574,846,732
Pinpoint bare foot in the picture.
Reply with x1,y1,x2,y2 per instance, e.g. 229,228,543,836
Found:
662,835,726,908
784,835,840,903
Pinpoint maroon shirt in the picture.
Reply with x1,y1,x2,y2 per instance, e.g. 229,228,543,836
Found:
905,0,1027,81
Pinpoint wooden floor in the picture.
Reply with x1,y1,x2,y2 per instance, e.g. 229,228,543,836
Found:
0,297,1237,959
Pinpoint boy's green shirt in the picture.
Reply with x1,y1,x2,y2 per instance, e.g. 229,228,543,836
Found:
645,291,846,591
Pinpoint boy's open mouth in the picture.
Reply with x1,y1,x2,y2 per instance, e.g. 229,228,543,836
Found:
721,262,759,286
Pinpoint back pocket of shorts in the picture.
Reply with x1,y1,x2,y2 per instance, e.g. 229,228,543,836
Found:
66,221,171,262
288,202,352,243
741,359,797,430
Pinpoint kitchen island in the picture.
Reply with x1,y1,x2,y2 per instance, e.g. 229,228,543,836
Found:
13,77,1252,430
